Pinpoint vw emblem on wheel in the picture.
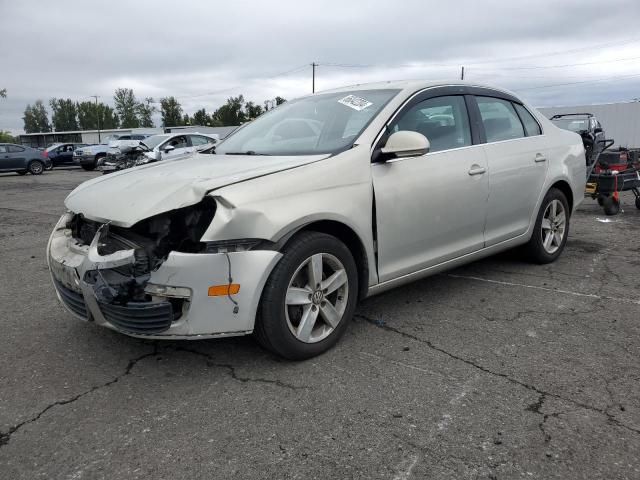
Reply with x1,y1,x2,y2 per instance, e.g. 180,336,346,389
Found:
311,290,324,305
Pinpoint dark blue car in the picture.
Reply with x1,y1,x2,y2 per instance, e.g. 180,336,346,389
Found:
43,143,88,168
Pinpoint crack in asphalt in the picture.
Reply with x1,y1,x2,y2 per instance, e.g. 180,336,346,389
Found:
0,348,158,450
356,313,640,437
170,346,307,391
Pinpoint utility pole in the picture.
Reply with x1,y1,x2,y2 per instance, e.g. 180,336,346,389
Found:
460,66,465,81
90,95,101,142
311,62,318,93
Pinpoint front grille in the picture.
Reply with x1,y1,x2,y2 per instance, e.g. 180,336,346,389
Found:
98,300,174,334
53,278,88,319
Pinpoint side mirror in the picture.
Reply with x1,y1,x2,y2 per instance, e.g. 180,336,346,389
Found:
380,131,430,160
153,150,162,162
594,127,603,134
163,145,176,153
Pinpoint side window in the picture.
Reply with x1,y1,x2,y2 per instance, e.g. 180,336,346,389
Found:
476,96,525,142
513,104,542,136
390,95,471,153
168,136,188,148
0,145,7,153
8,145,25,153
190,135,212,146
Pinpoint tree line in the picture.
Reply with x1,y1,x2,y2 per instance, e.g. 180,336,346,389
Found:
21,88,286,134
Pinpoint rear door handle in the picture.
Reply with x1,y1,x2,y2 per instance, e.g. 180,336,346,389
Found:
468,165,486,176
535,154,547,163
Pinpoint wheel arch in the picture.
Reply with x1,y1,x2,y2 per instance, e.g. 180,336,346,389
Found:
549,179,574,213
279,220,370,301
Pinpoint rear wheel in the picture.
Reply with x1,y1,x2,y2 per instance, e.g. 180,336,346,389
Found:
255,231,358,360
524,188,570,264
603,196,620,216
28,160,44,175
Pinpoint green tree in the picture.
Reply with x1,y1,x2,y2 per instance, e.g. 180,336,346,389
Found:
245,101,263,119
113,88,139,128
137,97,156,128
275,96,286,105
213,95,247,126
77,101,120,130
49,98,79,131
0,89,6,98
23,100,51,133
192,108,209,126
0,131,14,142
159,96,183,127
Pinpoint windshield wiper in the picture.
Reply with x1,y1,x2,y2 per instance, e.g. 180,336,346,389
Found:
223,150,269,156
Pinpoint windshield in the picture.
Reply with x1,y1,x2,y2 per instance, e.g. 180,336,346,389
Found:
551,117,589,132
216,89,400,156
140,135,169,150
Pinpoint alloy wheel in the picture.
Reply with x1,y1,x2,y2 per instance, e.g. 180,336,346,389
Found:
541,199,566,254
285,252,349,343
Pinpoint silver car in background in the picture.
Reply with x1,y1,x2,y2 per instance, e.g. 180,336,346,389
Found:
47,80,585,359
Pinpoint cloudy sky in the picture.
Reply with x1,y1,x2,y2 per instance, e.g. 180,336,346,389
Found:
1,0,639,133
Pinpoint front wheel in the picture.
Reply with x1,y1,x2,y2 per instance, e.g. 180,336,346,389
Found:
524,188,570,264
28,160,44,175
255,231,358,360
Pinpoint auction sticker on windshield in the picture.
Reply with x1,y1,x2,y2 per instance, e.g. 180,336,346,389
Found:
338,95,373,111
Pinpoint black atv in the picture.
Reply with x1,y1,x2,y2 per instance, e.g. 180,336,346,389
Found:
550,113,605,164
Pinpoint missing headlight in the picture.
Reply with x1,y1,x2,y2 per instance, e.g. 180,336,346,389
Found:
203,239,263,254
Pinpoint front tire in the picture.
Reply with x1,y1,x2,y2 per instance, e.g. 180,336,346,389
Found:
255,231,358,360
524,188,570,264
28,160,44,175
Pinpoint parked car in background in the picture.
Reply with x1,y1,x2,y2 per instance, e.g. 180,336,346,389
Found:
0,143,51,175
43,143,88,169
72,135,119,171
48,81,585,359
98,132,218,173
550,113,605,163
106,133,153,155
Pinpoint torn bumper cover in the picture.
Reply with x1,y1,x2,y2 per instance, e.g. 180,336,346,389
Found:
47,211,281,339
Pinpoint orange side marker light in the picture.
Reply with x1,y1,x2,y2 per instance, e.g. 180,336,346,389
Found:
208,284,241,297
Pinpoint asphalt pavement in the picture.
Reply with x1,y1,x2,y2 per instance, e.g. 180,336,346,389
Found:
1,169,639,479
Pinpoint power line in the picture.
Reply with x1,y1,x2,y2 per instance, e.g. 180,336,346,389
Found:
515,72,640,91
179,64,309,99
474,54,640,71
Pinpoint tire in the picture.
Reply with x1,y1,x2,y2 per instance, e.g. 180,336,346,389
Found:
81,164,95,171
255,231,358,360
524,188,570,264
597,196,604,207
603,196,620,216
635,197,640,210
44,162,53,171
28,160,44,175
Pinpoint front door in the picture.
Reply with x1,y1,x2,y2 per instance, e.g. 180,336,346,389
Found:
372,95,489,282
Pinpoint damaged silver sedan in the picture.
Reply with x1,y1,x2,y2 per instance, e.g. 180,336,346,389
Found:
48,81,586,359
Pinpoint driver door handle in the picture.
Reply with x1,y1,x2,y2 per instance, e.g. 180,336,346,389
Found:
535,153,547,163
468,165,486,176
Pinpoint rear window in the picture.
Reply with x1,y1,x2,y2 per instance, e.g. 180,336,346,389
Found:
8,145,25,153
514,104,542,136
476,96,525,142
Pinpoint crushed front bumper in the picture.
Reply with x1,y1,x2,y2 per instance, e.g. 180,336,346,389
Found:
47,213,282,339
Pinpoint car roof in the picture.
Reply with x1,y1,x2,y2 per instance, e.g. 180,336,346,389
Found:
316,79,520,99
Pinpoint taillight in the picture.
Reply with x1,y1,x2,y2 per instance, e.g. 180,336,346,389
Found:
41,151,48,158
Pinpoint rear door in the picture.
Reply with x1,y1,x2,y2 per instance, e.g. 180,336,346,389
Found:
473,95,548,246
372,92,489,281
5,145,27,169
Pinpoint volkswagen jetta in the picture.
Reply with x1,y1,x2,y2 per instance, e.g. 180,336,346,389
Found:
47,81,585,359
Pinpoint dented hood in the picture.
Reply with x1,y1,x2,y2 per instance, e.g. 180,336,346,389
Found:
65,153,328,227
